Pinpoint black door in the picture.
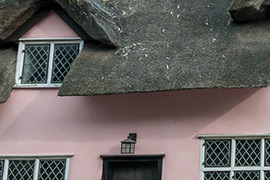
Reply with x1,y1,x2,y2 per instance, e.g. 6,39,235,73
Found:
111,161,158,180
101,155,164,180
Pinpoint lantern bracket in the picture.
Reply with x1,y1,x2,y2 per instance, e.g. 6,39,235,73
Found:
128,133,137,142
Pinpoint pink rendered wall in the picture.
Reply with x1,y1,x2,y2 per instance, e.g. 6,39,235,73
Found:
21,11,78,38
0,87,269,179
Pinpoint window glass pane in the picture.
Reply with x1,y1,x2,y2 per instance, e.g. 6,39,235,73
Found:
22,44,50,84
0,161,4,180
38,160,66,180
235,139,261,166
204,140,231,167
204,172,230,180
51,44,79,83
7,160,35,180
234,171,260,180
265,171,270,180
265,139,270,166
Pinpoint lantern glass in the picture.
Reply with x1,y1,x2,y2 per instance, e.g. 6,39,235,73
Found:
130,143,135,154
121,142,135,154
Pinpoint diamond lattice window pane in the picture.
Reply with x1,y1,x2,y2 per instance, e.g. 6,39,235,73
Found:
265,171,270,180
7,160,35,180
265,140,270,166
234,171,260,180
204,171,230,180
235,139,261,166
204,140,231,167
38,160,66,180
0,160,4,180
51,44,79,83
22,44,50,84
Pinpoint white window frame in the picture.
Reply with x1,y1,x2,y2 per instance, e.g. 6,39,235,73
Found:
198,134,270,180
14,37,83,88
0,153,73,180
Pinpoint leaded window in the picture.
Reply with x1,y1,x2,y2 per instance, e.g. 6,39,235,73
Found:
39,160,66,180
7,160,35,180
200,137,270,180
0,161,4,180
204,171,230,180
235,140,261,166
204,140,231,167
21,45,50,84
51,44,79,83
16,39,83,87
0,156,70,180
265,171,270,180
234,171,260,180
265,140,270,166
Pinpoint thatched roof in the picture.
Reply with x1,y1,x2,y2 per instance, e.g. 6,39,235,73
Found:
0,0,121,45
58,0,270,96
0,0,122,102
230,0,270,22
0,47,16,103
0,0,270,101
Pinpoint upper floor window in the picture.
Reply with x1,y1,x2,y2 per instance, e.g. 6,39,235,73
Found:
199,135,270,180
15,38,83,87
13,10,85,88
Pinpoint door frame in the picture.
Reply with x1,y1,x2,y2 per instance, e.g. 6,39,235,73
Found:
100,154,165,180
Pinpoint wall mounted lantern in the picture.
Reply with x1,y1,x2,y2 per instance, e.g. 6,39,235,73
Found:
121,133,137,154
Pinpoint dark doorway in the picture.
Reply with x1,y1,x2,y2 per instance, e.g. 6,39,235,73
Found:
111,161,157,180
101,155,164,180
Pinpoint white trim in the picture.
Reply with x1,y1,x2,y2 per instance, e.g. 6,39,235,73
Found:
18,40,83,45
198,133,270,139
0,153,74,158
199,139,205,180
261,170,265,180
230,171,233,180
19,37,82,41
47,42,55,86
261,138,265,180
202,167,270,171
230,139,236,180
64,158,71,180
79,40,84,52
3,159,9,180
13,83,62,88
16,41,25,85
33,159,40,180
15,39,83,88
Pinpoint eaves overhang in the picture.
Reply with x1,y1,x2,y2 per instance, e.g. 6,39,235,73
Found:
58,0,270,96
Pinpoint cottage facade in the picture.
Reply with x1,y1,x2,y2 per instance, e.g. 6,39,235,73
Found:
0,0,270,180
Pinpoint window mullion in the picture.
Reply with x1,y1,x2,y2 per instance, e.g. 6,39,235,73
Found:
3,159,9,180
79,41,84,52
64,158,70,180
17,42,25,85
33,159,40,180
261,138,265,180
199,139,205,180
47,42,55,85
230,139,236,180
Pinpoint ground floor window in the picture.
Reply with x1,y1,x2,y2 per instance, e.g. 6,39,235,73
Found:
199,134,270,180
100,154,164,180
0,154,71,180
